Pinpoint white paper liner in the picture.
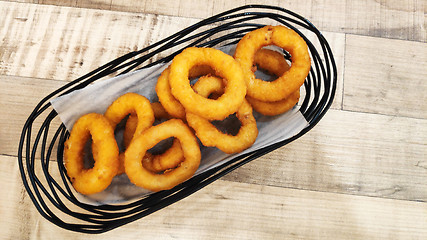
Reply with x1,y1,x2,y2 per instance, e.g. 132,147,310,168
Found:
51,45,309,205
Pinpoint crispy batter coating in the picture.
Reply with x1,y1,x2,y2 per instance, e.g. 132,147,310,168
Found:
142,139,184,173
124,102,184,173
169,47,246,120
64,113,119,195
234,25,310,101
125,119,201,192
187,76,258,154
246,91,300,116
246,48,300,116
104,92,155,174
156,67,187,120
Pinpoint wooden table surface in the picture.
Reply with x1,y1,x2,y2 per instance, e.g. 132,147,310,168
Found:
0,0,426,239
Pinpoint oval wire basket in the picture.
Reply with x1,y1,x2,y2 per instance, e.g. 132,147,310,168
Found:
18,5,337,233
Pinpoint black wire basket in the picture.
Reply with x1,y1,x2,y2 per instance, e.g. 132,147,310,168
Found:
18,5,337,233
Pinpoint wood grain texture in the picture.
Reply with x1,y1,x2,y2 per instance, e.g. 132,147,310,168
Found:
1,155,426,240
6,0,426,41
76,0,111,10
224,109,427,202
39,0,77,7
111,0,144,12
0,75,64,156
0,2,198,81
343,34,427,118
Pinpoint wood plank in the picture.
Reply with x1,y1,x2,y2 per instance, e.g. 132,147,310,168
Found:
224,109,427,202
343,34,427,119
39,0,77,7
110,0,144,13
0,76,64,156
0,2,198,81
4,0,38,3
177,0,214,19
76,0,111,10
1,154,426,239
212,0,246,16
143,0,179,16
5,0,425,42
342,0,425,42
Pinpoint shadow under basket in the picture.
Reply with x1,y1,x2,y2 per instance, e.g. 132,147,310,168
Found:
18,5,337,234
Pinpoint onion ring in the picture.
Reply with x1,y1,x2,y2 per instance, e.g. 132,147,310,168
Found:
122,102,183,174
156,65,217,120
192,75,225,97
104,92,155,175
125,119,201,192
186,75,258,154
246,91,300,116
142,139,184,173
247,48,300,116
64,113,119,195
123,102,170,148
253,48,290,76
150,101,172,120
155,67,187,120
169,47,246,120
234,25,310,101
123,102,185,173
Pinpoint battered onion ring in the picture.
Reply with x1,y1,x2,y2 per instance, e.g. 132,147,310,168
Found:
142,139,184,173
246,91,300,116
254,48,290,75
123,102,170,148
234,25,310,101
104,92,155,175
188,64,215,79
64,113,119,195
247,48,300,116
123,114,137,149
187,75,258,154
169,47,246,120
151,101,172,119
125,119,201,192
124,102,184,173
155,67,186,120
156,65,217,119
192,75,225,97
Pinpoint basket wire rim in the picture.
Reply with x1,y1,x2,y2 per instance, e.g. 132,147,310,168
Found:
17,4,337,233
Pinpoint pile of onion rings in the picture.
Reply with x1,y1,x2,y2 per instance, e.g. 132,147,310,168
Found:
63,25,310,195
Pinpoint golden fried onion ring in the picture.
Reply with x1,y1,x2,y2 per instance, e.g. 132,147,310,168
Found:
64,113,119,195
123,102,171,148
169,47,246,120
246,48,300,116
187,75,258,154
142,139,184,173
254,48,290,75
246,91,300,116
125,119,201,192
156,65,216,120
234,25,310,102
104,92,155,175
124,102,184,173
155,68,187,120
